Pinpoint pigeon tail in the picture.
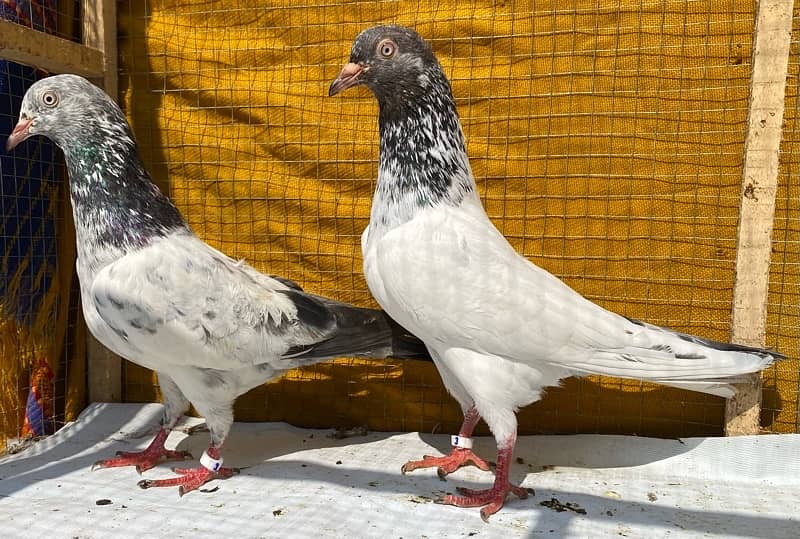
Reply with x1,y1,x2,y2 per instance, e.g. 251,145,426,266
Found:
565,317,782,392
625,315,785,361
284,302,431,362
381,312,433,360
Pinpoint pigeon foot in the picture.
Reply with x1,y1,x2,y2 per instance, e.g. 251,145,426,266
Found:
137,465,240,496
92,428,192,473
437,482,530,522
401,447,492,478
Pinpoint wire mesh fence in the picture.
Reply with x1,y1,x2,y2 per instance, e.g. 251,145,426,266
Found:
0,69,69,452
1,0,797,449
0,0,85,453
1,0,81,42
112,0,798,438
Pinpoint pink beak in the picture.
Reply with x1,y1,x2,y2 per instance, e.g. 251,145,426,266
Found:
329,62,365,96
6,117,33,151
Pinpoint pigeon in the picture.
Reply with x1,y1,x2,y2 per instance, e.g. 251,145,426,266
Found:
330,25,783,520
6,74,431,495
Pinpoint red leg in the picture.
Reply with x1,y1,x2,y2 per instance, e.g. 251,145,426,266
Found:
93,428,193,473
401,406,492,478
437,433,531,522
137,445,239,496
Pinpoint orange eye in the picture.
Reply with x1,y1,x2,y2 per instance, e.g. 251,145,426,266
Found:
377,38,397,58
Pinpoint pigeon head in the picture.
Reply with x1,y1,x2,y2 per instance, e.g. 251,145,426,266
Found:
329,25,447,105
6,74,133,154
7,74,187,260
330,26,477,225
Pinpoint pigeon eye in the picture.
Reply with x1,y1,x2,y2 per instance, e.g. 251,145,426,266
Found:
377,39,397,58
42,91,59,107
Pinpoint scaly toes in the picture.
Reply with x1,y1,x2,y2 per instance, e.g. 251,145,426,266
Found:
402,449,493,477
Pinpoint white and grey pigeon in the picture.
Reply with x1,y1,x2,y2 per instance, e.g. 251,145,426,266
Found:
6,74,431,495
330,25,783,520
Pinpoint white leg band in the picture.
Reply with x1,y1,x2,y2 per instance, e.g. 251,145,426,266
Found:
200,450,223,472
451,435,473,449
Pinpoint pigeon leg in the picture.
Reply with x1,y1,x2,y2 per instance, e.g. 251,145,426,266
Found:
137,445,239,496
401,406,492,478
93,427,193,473
436,433,530,522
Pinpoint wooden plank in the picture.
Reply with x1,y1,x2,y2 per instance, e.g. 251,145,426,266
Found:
87,334,123,403
726,0,793,436
82,0,118,100
82,0,123,402
0,19,104,77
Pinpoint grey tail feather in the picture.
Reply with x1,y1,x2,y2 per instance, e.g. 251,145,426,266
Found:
656,380,739,398
284,303,431,362
623,316,785,360
381,313,433,360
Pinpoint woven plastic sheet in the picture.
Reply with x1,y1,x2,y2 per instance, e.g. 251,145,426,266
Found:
0,403,797,538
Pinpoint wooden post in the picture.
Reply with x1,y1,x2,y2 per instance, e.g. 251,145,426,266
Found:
82,0,123,403
87,335,123,402
82,0,118,100
726,0,793,435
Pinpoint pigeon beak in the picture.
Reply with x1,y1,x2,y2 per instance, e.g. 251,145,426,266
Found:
329,63,366,96
6,116,34,152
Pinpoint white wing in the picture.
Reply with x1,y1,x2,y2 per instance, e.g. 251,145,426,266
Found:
370,200,773,383
88,231,337,371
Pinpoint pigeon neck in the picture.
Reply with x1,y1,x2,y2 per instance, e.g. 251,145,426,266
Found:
373,89,478,229
64,136,188,275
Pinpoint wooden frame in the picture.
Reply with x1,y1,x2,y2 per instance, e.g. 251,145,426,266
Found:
81,0,122,403
0,19,103,77
725,0,794,435
1,0,122,403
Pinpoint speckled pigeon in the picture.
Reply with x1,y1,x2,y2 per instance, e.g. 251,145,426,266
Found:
329,25,782,520
7,74,431,495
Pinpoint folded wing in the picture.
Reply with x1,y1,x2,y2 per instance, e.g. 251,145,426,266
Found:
373,204,776,395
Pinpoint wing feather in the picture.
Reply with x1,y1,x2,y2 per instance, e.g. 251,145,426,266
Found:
371,204,774,382
89,232,335,370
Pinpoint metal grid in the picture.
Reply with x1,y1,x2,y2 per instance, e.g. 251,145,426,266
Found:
0,0,81,42
108,0,795,438
0,64,73,452
0,0,85,453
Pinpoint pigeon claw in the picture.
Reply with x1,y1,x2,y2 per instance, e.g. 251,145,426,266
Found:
93,448,194,474
180,423,209,436
401,448,493,477
438,482,530,522
137,465,240,496
92,428,193,473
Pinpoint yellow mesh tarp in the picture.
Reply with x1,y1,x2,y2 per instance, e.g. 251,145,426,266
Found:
115,0,797,437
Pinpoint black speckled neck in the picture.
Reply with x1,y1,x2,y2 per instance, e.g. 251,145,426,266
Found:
65,136,188,254
371,67,477,228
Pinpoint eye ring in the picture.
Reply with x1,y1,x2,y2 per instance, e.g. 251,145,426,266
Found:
42,90,59,107
377,38,397,58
